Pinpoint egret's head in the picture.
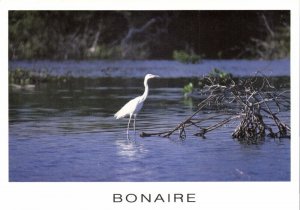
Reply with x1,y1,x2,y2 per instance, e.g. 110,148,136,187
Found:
145,74,160,80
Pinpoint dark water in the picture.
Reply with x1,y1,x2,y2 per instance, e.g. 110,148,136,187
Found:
9,60,290,181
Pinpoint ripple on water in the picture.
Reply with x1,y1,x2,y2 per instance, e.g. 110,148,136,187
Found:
9,79,290,181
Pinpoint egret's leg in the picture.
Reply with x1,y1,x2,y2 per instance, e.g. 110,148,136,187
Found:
127,114,132,141
133,114,136,137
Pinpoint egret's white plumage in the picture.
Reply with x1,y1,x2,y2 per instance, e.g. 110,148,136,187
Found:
114,74,159,140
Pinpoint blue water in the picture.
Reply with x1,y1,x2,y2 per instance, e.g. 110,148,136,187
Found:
9,60,290,181
9,59,290,78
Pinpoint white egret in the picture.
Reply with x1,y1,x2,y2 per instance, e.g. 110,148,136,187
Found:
114,74,160,140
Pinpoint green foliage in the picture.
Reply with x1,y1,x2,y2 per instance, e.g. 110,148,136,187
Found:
9,11,47,59
9,11,127,60
9,11,289,60
208,68,232,79
173,50,201,64
183,82,194,97
9,68,73,88
183,68,232,97
9,68,33,85
199,68,233,89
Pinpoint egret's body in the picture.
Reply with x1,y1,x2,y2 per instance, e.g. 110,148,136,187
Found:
114,74,159,140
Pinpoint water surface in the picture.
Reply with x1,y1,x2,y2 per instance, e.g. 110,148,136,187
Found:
10,59,290,78
9,60,290,181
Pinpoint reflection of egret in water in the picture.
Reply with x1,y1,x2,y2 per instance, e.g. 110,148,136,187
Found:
114,138,158,181
115,138,149,161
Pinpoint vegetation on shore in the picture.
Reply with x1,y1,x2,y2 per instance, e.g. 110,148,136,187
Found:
9,11,289,61
173,50,202,64
9,68,72,90
246,24,290,59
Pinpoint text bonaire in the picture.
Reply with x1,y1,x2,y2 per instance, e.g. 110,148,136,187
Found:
113,193,196,203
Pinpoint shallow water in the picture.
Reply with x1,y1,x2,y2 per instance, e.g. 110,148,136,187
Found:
9,74,290,181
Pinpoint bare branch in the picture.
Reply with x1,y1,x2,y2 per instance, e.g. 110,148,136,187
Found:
141,73,290,142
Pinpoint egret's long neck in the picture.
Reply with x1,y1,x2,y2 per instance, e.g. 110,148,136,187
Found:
141,78,149,102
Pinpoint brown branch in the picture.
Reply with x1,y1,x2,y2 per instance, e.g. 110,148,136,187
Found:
140,94,216,138
141,75,290,141
195,115,240,137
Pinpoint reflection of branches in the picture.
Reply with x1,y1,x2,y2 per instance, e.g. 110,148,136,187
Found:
141,74,290,143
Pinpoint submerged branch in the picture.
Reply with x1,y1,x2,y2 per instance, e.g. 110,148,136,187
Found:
141,74,290,142
195,115,241,137
140,94,216,138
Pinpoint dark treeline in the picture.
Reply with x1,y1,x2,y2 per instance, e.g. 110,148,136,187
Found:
9,10,290,60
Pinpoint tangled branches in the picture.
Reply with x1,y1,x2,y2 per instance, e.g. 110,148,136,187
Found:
141,73,290,142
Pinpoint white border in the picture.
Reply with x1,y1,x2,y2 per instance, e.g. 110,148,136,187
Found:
1,1,299,210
